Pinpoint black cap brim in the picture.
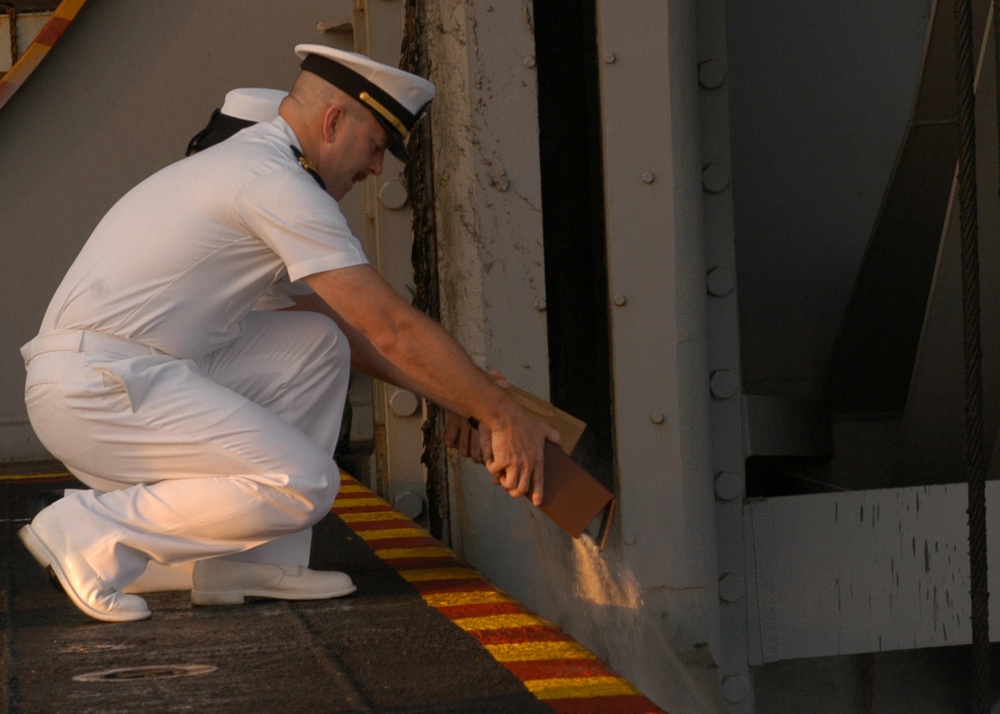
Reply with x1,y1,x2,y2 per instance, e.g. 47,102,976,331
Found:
372,114,409,163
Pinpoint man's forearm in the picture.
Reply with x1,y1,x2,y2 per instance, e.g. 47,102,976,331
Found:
302,267,521,430
287,292,450,406
303,265,560,505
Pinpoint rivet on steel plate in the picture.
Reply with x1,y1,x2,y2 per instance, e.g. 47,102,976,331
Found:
650,412,665,425
389,390,421,417
722,675,751,703
698,59,727,89
395,490,425,519
714,472,743,501
706,266,735,296
612,294,627,306
702,163,731,193
641,172,655,184
710,370,738,399
378,180,408,210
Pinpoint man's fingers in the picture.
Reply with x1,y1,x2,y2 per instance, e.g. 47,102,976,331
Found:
499,469,520,492
529,467,544,506
488,460,516,490
479,429,494,466
493,464,543,506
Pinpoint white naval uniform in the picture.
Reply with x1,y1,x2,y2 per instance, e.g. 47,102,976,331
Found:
21,117,365,592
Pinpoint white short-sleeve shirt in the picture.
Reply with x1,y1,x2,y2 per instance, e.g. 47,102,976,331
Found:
39,117,367,358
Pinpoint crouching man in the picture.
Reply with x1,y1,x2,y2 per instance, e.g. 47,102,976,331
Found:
18,44,558,622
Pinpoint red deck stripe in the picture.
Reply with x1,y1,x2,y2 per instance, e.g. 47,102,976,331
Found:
467,626,573,645
358,536,440,548
504,659,614,681
335,490,381,500
377,556,466,570
408,578,495,594
545,695,665,714
332,504,395,514
342,518,415,529
436,602,525,619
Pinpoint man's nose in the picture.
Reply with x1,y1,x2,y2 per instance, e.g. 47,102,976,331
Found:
370,151,385,177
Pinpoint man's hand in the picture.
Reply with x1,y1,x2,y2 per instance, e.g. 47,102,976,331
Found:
443,370,511,466
444,371,562,506
443,409,485,463
482,412,560,507
443,371,559,506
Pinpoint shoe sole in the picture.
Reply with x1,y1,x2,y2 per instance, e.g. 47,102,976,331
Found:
191,583,358,606
18,525,151,623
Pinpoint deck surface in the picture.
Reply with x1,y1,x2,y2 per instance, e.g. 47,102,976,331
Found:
1,466,664,713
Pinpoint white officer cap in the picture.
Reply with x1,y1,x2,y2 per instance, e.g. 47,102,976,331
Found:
220,87,287,122
294,43,435,163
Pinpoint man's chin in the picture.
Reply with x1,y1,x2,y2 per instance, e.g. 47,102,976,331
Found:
332,176,367,201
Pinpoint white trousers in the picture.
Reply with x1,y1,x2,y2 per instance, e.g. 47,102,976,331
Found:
21,310,350,591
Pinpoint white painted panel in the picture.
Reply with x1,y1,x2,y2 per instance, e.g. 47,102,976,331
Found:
0,12,53,71
0,16,11,72
16,13,53,56
746,484,999,663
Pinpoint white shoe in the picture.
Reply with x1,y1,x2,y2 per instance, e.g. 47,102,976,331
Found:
190,559,357,606
19,508,151,622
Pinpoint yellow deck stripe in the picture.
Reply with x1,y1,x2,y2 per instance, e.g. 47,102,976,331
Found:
399,567,480,582
355,528,427,540
422,591,514,608
453,613,547,631
338,511,413,523
526,676,640,699
484,641,596,662
374,547,453,559
333,497,386,508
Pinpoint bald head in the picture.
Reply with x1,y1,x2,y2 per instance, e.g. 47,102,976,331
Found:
282,71,355,122
280,70,375,160
279,70,391,200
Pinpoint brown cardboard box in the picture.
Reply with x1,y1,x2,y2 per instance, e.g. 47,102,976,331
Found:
501,384,586,455
484,376,613,538
539,441,614,538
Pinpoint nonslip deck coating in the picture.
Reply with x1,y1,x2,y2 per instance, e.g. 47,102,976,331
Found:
1,467,665,713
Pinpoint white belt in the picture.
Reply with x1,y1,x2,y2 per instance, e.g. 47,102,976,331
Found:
21,330,165,366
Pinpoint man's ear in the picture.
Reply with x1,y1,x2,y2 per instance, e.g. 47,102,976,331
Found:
321,105,343,143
